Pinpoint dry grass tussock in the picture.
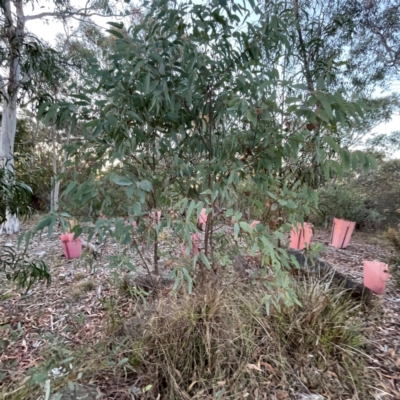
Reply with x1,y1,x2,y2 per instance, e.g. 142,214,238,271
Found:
3,275,377,400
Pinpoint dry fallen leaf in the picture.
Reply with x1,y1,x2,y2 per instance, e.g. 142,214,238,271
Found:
327,370,338,378
246,363,262,372
276,390,289,400
260,361,276,374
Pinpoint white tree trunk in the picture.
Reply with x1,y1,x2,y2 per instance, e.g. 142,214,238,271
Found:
51,124,72,212
0,0,24,235
0,101,21,234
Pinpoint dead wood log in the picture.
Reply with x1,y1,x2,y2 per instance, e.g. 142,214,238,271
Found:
286,249,373,303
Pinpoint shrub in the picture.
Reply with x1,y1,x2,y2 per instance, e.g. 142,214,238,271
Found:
353,159,400,228
315,185,382,229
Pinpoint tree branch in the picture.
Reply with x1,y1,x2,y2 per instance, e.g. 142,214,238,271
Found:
25,7,139,22
292,0,314,92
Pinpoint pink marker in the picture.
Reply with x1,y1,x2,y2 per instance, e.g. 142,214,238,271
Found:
250,220,260,229
181,233,200,256
169,209,177,221
150,211,162,224
199,208,208,226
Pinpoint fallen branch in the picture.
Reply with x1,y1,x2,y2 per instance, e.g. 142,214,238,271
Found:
81,239,100,255
286,249,373,302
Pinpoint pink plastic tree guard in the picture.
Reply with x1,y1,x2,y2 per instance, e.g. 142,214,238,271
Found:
330,218,355,249
181,233,200,256
60,233,82,259
199,208,208,229
169,209,178,221
363,261,390,295
150,211,162,224
289,223,313,250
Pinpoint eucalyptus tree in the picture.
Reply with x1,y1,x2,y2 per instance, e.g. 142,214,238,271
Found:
259,0,398,193
32,0,374,307
0,0,134,234
346,0,400,87
263,0,399,91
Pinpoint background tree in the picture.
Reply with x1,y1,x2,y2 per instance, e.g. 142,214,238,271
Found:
0,0,133,234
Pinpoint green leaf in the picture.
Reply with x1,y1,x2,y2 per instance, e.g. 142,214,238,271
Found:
286,200,297,209
318,109,330,123
132,60,145,76
225,208,234,217
239,221,252,234
107,29,124,39
186,201,196,223
200,253,211,269
127,111,143,123
35,215,54,232
367,154,377,169
321,99,333,119
111,175,132,186
118,358,129,366
323,136,339,152
62,181,77,196
144,73,150,94
137,180,152,192
234,223,239,238
316,77,326,90
43,104,58,124
143,385,153,393
107,22,124,29
340,149,351,169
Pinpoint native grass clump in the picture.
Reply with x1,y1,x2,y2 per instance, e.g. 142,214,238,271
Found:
12,276,374,400
121,280,369,399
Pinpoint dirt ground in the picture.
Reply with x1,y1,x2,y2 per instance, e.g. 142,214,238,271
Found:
0,221,399,399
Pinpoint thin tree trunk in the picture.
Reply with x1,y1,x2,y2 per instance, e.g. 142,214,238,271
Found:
50,129,59,212
0,101,20,234
0,0,24,234
54,124,72,212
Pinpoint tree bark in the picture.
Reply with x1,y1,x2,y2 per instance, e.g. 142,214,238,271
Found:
50,129,59,212
0,0,24,234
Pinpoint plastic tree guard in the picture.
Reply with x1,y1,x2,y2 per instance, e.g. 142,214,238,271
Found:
289,223,313,250
363,261,389,295
330,218,355,249
61,233,82,259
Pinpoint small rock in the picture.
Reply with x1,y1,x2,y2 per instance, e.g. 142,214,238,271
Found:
51,367,63,377
4,242,13,247
37,251,46,257
296,394,324,400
